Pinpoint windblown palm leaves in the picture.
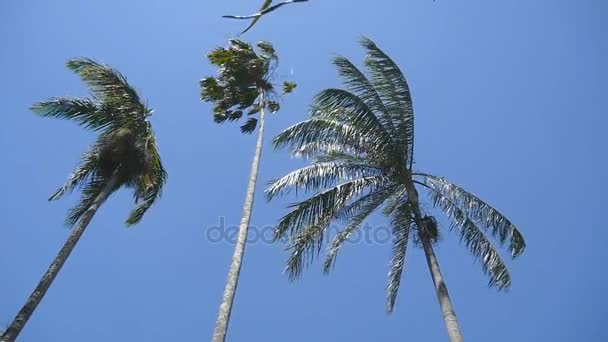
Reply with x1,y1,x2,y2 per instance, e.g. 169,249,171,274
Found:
33,58,166,225
266,37,526,312
201,39,296,133
223,0,310,35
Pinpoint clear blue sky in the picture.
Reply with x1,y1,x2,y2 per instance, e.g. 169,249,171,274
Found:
1,0,606,341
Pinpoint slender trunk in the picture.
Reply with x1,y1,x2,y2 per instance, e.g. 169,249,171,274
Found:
407,179,463,342
1,172,120,342
212,97,266,342
420,237,463,342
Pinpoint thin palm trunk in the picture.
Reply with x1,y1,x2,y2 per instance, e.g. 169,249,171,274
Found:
420,236,463,342
1,172,120,342
212,96,266,342
407,180,463,342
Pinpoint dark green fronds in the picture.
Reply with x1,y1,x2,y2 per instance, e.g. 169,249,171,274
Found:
426,184,512,289
265,161,382,201
49,146,100,201
360,37,415,169
323,187,396,273
64,175,111,228
387,203,414,312
66,58,147,123
126,132,167,226
31,97,113,132
419,174,526,257
283,81,297,94
201,39,295,133
240,118,258,134
37,58,166,228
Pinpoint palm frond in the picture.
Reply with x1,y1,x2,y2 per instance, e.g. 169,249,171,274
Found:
386,203,414,312
126,133,167,226
273,117,385,161
313,88,395,154
426,186,512,289
323,187,396,273
291,141,366,162
274,176,388,240
360,37,415,168
31,97,114,132
64,175,114,228
66,58,146,122
49,146,100,201
419,174,525,257
265,161,382,201
284,220,328,280
333,56,396,137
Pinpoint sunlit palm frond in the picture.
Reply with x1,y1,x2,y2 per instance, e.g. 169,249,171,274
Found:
323,187,396,273
313,88,395,153
273,176,388,239
291,141,367,163
382,186,407,216
387,203,414,312
31,97,113,132
360,37,415,168
66,58,147,123
418,174,526,257
273,117,368,154
424,183,512,289
265,161,382,201
333,56,396,137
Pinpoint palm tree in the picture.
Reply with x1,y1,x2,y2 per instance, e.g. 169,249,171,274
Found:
200,39,295,342
265,38,526,342
0,59,166,342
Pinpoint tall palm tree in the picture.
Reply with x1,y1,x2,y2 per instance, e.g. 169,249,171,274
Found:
265,38,526,342
200,39,295,342
0,59,166,342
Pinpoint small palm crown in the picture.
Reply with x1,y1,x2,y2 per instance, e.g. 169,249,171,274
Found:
266,38,526,312
200,39,296,133
32,58,167,227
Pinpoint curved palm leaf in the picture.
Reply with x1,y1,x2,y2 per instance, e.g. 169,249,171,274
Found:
273,176,388,239
126,130,167,226
333,56,397,138
418,174,526,257
360,38,415,169
387,203,414,312
265,161,382,201
66,58,147,125
31,97,113,132
323,186,397,273
423,186,512,289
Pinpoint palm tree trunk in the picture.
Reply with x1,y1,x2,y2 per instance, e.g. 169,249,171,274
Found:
0,172,120,342
406,179,463,342
212,98,266,342
420,234,464,342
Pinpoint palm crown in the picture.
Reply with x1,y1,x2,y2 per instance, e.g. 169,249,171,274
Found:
32,58,166,226
201,39,296,134
266,38,526,312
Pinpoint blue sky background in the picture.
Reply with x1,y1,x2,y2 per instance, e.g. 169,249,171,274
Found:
1,0,606,341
